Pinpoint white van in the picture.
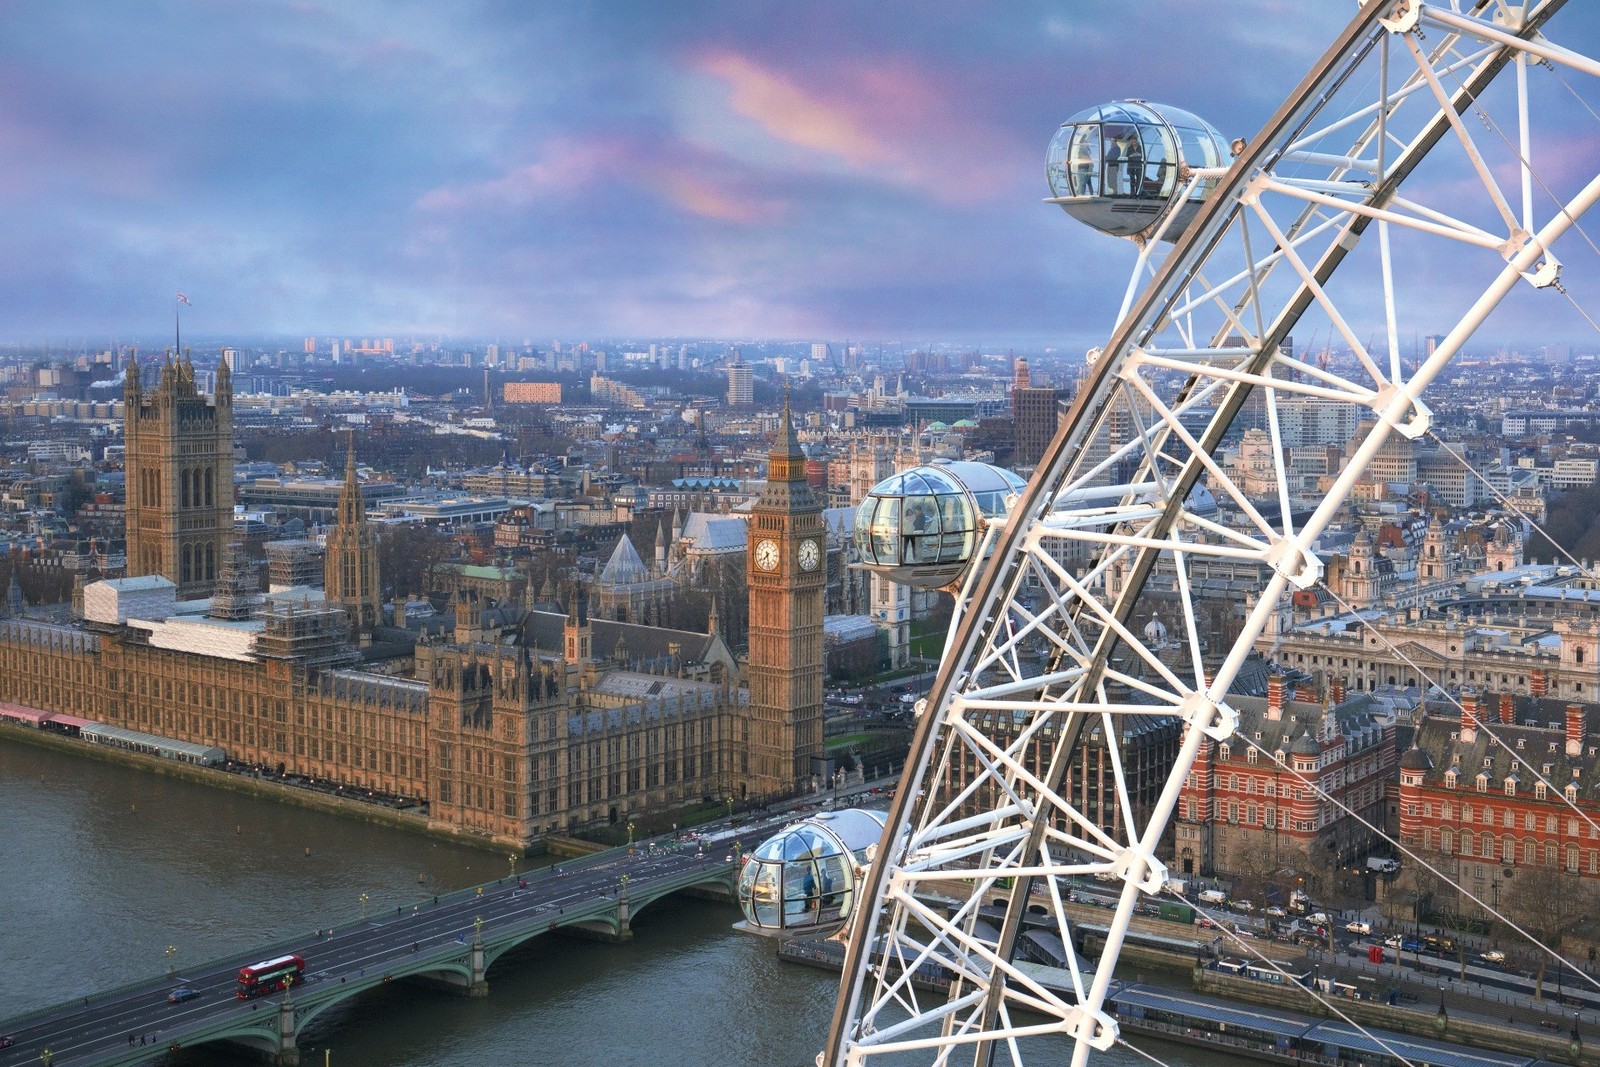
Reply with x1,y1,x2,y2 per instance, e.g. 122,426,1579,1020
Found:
1197,889,1227,905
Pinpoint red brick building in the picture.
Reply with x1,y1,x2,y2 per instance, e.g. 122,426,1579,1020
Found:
1398,692,1600,905
1173,675,1398,891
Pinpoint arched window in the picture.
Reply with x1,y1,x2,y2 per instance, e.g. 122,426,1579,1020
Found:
180,470,191,509
181,544,192,584
204,468,214,507
1523,839,1536,865
1501,835,1515,863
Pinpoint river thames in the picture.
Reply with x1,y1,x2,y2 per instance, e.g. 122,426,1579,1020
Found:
0,738,1227,1067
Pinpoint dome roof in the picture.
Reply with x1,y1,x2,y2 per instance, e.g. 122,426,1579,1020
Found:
1291,730,1322,757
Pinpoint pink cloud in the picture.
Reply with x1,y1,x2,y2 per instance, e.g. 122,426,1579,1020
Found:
692,49,1021,205
698,52,891,167
414,137,630,212
658,170,781,223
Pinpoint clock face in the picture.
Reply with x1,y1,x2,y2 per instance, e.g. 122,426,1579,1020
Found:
755,538,780,571
798,538,820,571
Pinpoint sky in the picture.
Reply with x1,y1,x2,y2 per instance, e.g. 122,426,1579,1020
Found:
1,1,1598,349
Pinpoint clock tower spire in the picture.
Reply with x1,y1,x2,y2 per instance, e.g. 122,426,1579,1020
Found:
744,385,825,797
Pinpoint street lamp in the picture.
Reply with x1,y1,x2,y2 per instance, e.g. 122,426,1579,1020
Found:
1435,982,1447,1033
726,796,734,821
359,892,369,922
507,854,516,880
627,821,636,848
165,945,176,977
473,916,483,941
1570,1012,1582,1062
620,874,630,895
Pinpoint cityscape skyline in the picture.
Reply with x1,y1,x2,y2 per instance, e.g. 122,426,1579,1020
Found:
5,2,1598,348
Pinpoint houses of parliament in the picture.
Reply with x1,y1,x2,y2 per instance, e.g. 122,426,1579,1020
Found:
0,356,825,849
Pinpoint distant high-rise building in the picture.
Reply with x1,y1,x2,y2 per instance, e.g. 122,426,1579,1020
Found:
727,353,753,408
221,347,240,374
1012,357,1071,468
486,343,500,366
304,337,316,354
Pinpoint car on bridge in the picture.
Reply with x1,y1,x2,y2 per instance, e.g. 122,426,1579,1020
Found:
0,1035,12,1049
167,987,200,1003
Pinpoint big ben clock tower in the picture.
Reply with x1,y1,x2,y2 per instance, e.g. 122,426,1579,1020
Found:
744,389,825,797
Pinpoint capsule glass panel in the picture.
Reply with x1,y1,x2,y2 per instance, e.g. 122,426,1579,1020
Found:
735,809,888,937
854,462,1024,589
1046,100,1229,241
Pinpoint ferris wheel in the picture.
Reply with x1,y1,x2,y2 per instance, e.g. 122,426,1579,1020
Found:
820,2,1600,1065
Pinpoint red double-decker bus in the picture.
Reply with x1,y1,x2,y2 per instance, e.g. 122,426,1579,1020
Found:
236,954,305,999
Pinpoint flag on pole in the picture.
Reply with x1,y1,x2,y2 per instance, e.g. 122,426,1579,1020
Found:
176,293,191,305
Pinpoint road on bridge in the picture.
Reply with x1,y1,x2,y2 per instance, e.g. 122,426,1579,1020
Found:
0,824,780,1067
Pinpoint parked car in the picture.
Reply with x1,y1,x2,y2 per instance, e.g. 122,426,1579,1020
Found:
1264,905,1287,917
1481,950,1507,964
1345,920,1372,935
1233,900,1255,913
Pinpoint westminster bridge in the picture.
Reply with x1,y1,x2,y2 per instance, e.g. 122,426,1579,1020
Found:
0,829,761,1067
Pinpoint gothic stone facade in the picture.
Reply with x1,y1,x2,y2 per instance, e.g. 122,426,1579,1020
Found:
0,604,738,849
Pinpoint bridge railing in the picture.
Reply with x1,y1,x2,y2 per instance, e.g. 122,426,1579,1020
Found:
0,845,643,1031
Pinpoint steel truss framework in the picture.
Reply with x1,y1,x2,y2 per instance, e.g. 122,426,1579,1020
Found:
823,3,1600,1065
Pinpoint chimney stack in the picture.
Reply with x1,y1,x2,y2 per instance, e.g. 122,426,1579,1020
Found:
1460,692,1479,743
1267,674,1285,721
1532,668,1548,697
1499,693,1514,725
1567,704,1585,757
1330,677,1347,705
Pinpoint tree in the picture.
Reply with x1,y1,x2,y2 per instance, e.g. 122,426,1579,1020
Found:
375,525,453,602
1501,867,1596,1000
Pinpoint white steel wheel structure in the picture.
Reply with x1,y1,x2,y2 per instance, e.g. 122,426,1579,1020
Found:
822,3,1600,1067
